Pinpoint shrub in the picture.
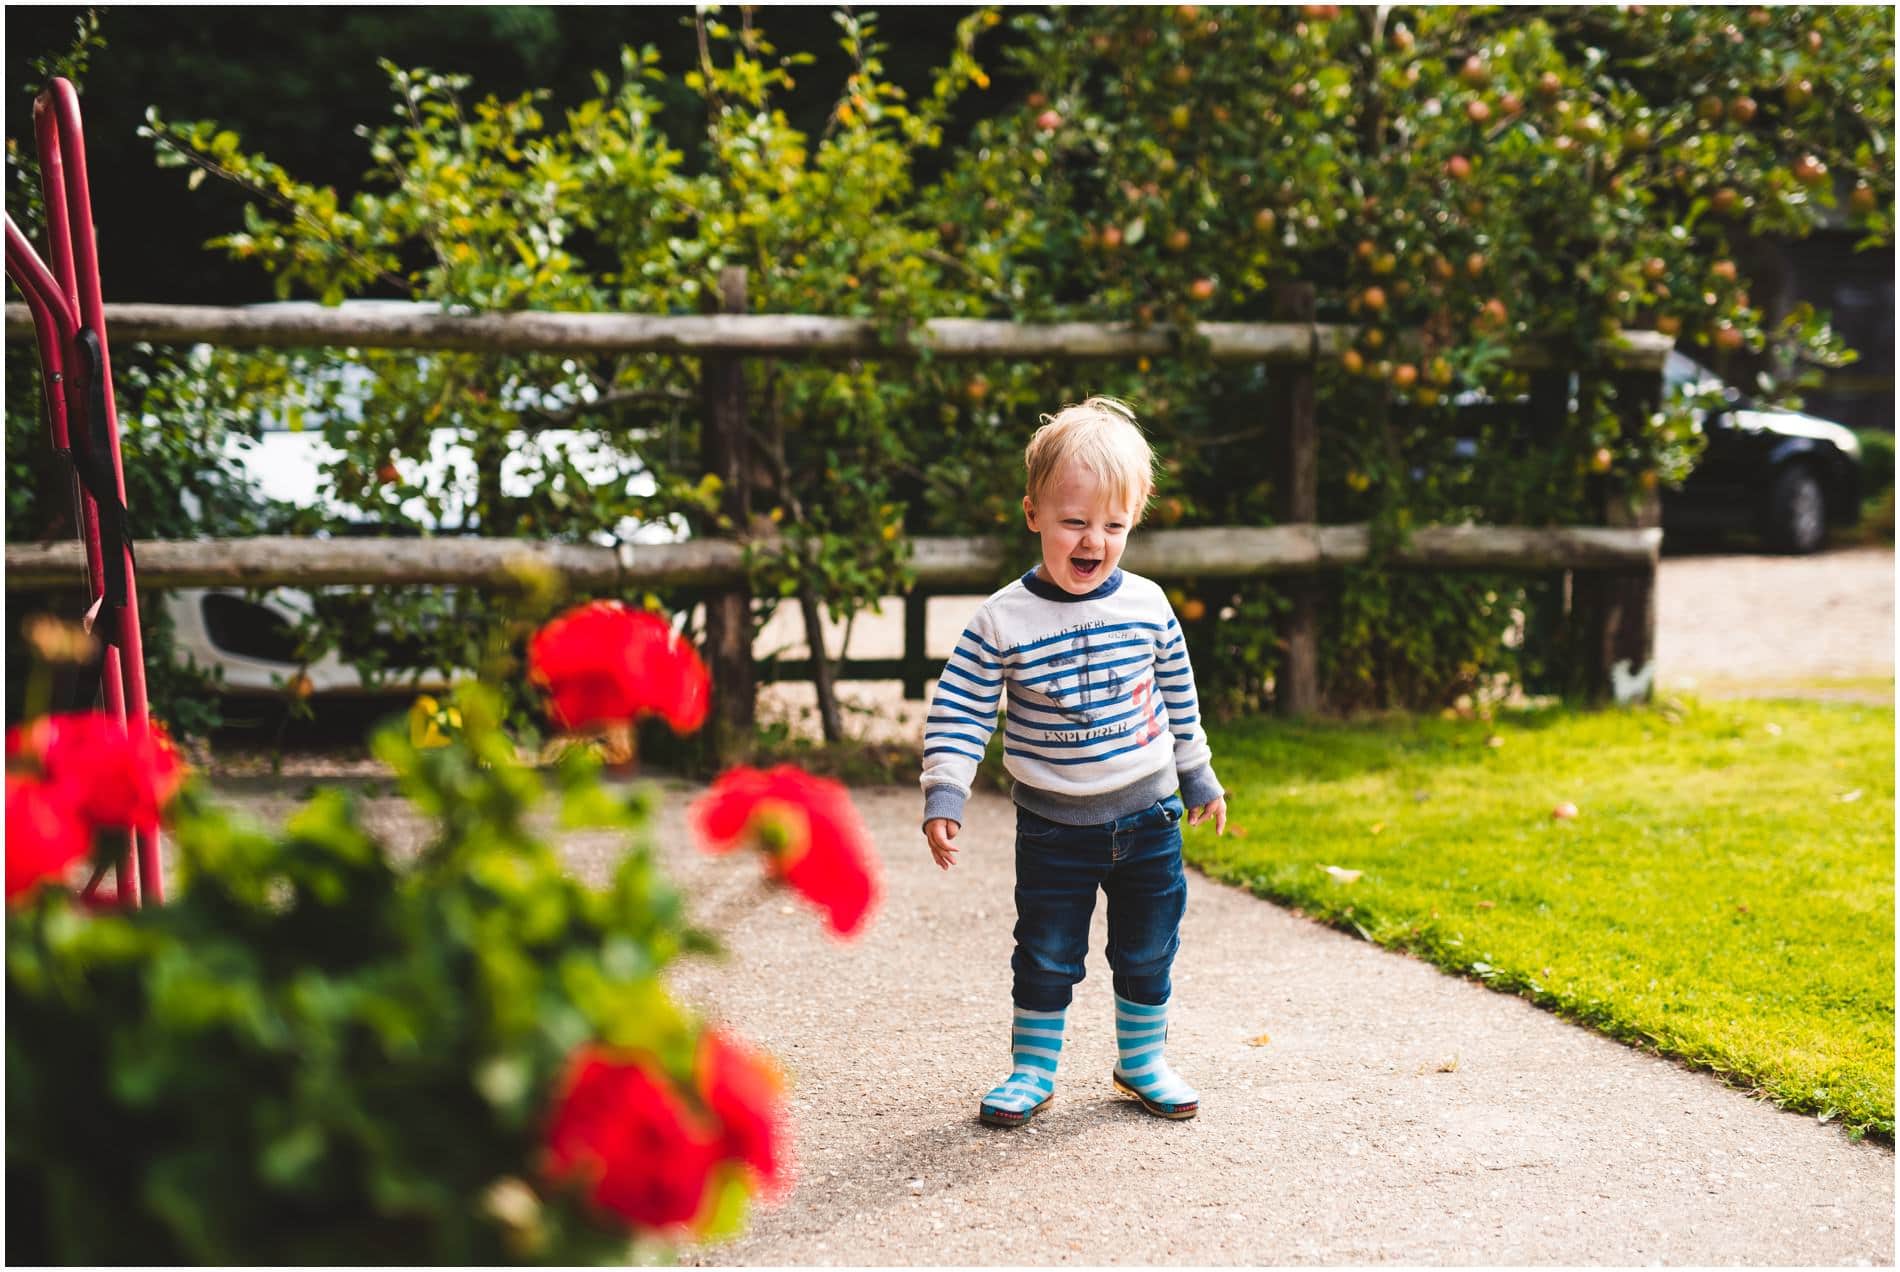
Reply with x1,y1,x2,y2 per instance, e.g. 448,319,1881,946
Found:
5,603,878,1263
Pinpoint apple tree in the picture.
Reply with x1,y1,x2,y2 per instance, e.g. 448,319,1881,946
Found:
906,3,1890,711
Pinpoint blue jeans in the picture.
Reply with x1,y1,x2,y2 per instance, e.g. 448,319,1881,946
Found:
1011,793,1188,1012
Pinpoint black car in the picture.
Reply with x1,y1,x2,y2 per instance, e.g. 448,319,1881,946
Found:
1658,351,1864,554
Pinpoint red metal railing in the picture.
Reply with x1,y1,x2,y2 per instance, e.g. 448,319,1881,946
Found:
5,77,162,906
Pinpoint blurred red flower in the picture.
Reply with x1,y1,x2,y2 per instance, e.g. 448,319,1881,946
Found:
6,775,92,902
696,1029,788,1195
528,602,709,735
691,765,879,938
542,1046,723,1232
7,712,184,835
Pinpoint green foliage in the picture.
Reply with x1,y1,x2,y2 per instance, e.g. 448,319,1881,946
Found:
1195,694,1895,1141
1852,426,1894,543
906,4,1892,709
6,680,721,1263
107,5,1900,717
135,10,995,723
1854,428,1894,501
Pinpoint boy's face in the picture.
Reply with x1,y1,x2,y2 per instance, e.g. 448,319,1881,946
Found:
1022,461,1140,594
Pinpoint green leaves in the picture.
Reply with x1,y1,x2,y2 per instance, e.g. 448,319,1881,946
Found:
5,675,709,1263
76,5,1893,726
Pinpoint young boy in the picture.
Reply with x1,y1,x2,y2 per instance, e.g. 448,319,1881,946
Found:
921,395,1228,1129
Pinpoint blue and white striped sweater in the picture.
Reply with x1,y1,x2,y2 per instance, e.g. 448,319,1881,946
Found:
921,567,1223,827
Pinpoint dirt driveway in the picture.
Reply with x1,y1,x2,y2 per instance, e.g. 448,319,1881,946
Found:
1654,545,1893,698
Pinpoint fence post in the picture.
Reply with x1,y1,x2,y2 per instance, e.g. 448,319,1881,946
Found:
1524,369,1572,697
1269,282,1322,717
699,266,755,755
902,589,931,701
1572,366,1663,706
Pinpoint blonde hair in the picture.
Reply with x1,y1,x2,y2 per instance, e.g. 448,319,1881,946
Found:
1023,395,1155,520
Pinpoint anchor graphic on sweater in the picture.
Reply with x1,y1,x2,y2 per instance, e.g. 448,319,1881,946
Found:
1037,630,1164,745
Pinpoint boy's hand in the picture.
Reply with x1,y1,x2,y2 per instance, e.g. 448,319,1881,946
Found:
1187,795,1228,836
924,817,960,870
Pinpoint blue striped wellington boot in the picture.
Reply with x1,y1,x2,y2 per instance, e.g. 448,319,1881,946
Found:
978,1006,1066,1127
1112,994,1199,1119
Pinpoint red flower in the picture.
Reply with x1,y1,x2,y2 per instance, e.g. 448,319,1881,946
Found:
6,776,91,902
696,1029,789,1195
542,1046,723,1232
691,765,880,938
528,601,710,735
7,712,184,835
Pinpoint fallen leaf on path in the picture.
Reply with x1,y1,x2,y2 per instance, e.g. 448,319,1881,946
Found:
1248,1033,1272,1047
1322,865,1362,884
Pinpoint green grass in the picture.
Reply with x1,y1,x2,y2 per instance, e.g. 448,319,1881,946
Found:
1195,694,1895,1140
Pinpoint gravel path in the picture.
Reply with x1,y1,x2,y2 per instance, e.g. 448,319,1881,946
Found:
1655,545,1893,699
649,785,1892,1267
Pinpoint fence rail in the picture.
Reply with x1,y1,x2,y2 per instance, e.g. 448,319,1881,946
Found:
3,302,1673,369
4,291,1668,725
1,525,1662,591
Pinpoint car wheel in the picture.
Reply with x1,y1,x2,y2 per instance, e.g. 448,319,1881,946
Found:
1764,463,1827,554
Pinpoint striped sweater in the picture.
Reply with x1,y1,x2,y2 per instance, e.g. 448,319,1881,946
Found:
921,566,1224,827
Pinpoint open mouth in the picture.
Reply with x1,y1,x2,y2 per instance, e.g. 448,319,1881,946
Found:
1070,557,1103,579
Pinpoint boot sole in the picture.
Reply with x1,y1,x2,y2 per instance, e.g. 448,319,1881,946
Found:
979,1092,1053,1128
1113,1074,1199,1120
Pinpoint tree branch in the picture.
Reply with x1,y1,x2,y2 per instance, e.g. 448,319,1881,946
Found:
1176,426,1271,449
147,124,414,296
521,386,694,429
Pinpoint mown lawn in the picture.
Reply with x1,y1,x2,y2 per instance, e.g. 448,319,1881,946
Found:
1192,694,1894,1140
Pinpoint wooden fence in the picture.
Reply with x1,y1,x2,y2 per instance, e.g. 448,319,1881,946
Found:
5,282,1669,740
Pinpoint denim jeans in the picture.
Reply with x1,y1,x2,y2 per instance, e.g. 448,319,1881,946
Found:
1010,793,1188,1011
